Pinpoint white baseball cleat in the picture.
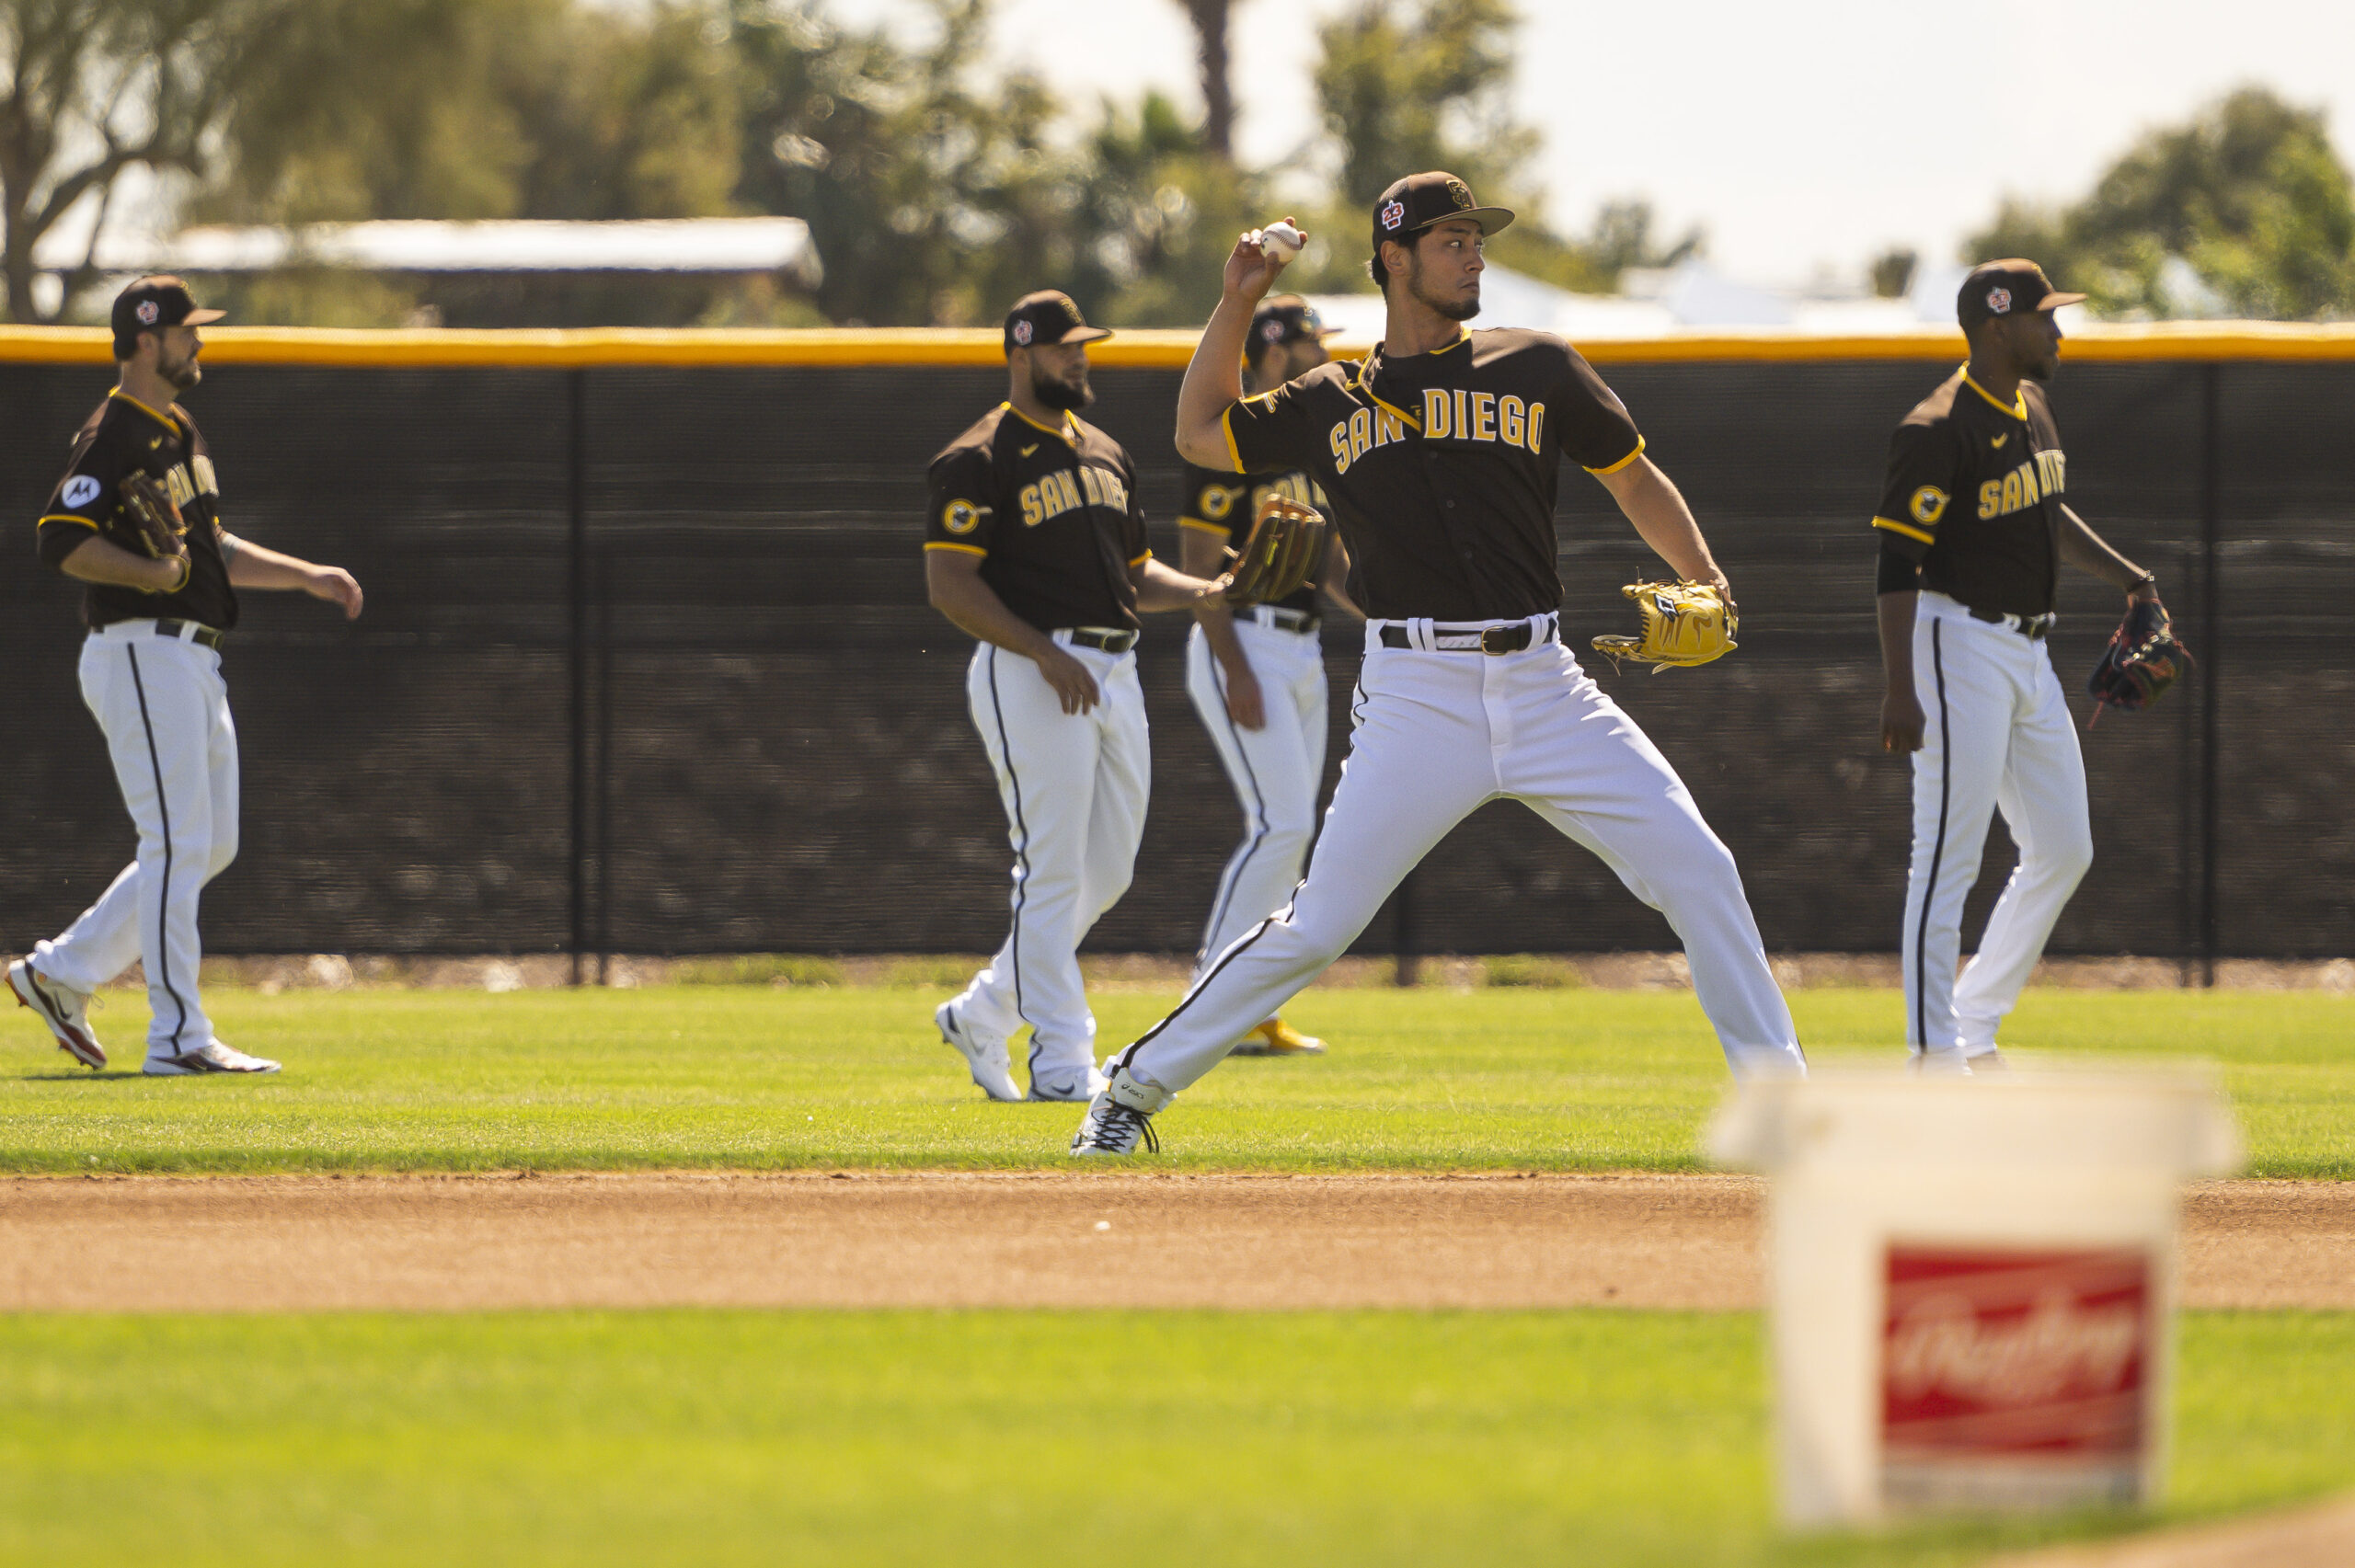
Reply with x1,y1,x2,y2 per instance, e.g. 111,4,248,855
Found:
936,1001,1021,1102
144,1039,281,1076
8,957,106,1070
1070,1061,1172,1156
1027,1061,1108,1103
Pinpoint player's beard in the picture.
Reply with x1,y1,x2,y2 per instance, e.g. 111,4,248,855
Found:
1030,363,1092,411
157,346,203,392
1406,252,1480,323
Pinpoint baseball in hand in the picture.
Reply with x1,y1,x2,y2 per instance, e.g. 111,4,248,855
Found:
1258,221,1304,259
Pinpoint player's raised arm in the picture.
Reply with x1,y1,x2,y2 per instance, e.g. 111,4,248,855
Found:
1174,222,1303,470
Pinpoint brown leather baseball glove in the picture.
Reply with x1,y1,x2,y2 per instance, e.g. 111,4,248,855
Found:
119,472,191,591
1222,492,1331,607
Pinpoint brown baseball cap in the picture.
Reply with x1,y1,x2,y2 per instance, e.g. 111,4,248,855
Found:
1958,259,2085,328
1004,290,1111,353
111,276,224,353
1372,172,1514,250
1248,297,1341,360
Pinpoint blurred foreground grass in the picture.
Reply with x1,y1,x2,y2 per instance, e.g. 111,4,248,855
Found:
0,1310,2347,1568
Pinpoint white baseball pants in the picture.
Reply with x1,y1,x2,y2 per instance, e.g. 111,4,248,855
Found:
952,637,1151,1078
1113,616,1805,1094
1184,615,1329,980
33,623,238,1059
1902,592,2093,1059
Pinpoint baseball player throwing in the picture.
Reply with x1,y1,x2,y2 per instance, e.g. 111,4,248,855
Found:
1178,296,1360,1059
925,291,1237,1103
1875,261,2167,1071
8,278,362,1074
1072,175,1807,1156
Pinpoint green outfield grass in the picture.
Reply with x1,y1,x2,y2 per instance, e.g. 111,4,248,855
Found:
1,985,2347,1175
0,1310,2348,1568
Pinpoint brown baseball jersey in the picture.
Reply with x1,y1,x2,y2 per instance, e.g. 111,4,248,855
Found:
1872,368,2067,617
1220,328,1643,622
37,389,236,631
1177,462,1327,617
925,402,1151,634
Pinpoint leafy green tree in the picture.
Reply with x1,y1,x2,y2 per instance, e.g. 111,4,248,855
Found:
0,0,279,322
1966,86,2355,319
730,0,1091,326
1290,0,1694,297
1071,87,1266,326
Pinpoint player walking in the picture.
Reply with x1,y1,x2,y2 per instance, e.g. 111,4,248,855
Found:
1071,175,1807,1156
8,278,363,1074
1874,261,2166,1072
926,291,1236,1103
1178,296,1360,1059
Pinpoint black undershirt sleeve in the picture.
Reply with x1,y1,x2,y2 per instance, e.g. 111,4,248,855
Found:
1877,530,1924,594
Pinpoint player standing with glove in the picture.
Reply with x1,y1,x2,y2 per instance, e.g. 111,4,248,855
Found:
1070,175,1806,1158
1873,260,2187,1073
925,291,1246,1103
1178,296,1360,1059
8,278,363,1075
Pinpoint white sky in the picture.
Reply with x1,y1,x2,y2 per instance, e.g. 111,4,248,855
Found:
829,0,2355,289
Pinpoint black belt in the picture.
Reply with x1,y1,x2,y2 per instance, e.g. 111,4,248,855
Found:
155,619,226,650
1061,627,1138,653
1378,618,1556,655
1967,607,2056,641
1235,605,1320,634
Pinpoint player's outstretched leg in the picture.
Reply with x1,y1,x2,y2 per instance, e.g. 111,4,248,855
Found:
1074,645,1495,1154
1507,649,1804,1076
1184,623,1330,1059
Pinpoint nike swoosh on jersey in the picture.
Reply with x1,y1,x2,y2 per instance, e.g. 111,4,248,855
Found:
1020,443,1039,457
1992,433,2009,449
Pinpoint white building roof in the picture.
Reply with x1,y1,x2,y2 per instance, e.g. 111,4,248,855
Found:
38,218,821,285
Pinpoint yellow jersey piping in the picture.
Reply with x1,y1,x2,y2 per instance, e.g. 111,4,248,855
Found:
1584,436,1647,475
923,541,987,556
1000,401,1078,442
1178,518,1231,536
38,512,99,530
108,388,182,434
1959,368,2028,419
1872,515,1936,544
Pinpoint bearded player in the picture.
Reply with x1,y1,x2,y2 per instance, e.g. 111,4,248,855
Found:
9,278,362,1074
1071,176,1805,1156
925,291,1237,1102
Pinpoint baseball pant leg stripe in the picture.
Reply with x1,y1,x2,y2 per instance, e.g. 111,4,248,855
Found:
982,645,1033,1027
125,645,192,1054
1912,620,1952,1051
1196,657,1272,967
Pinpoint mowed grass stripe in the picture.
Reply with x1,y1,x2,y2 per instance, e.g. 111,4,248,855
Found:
0,986,2347,1175
0,1310,2349,1568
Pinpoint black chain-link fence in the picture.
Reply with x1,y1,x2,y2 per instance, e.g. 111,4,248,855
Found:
4,349,2348,969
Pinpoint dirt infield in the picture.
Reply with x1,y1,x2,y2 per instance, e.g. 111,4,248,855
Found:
2,1173,2348,1313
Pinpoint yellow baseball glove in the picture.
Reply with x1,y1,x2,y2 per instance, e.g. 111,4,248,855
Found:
1591,578,1738,673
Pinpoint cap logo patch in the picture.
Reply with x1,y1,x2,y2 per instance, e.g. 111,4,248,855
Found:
1445,178,1473,210
1986,286,2012,315
135,300,160,324
1261,320,1284,341
1380,199,1406,231
1011,318,1034,345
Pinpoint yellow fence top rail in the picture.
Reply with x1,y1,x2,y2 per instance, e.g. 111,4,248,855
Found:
6,321,2355,369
